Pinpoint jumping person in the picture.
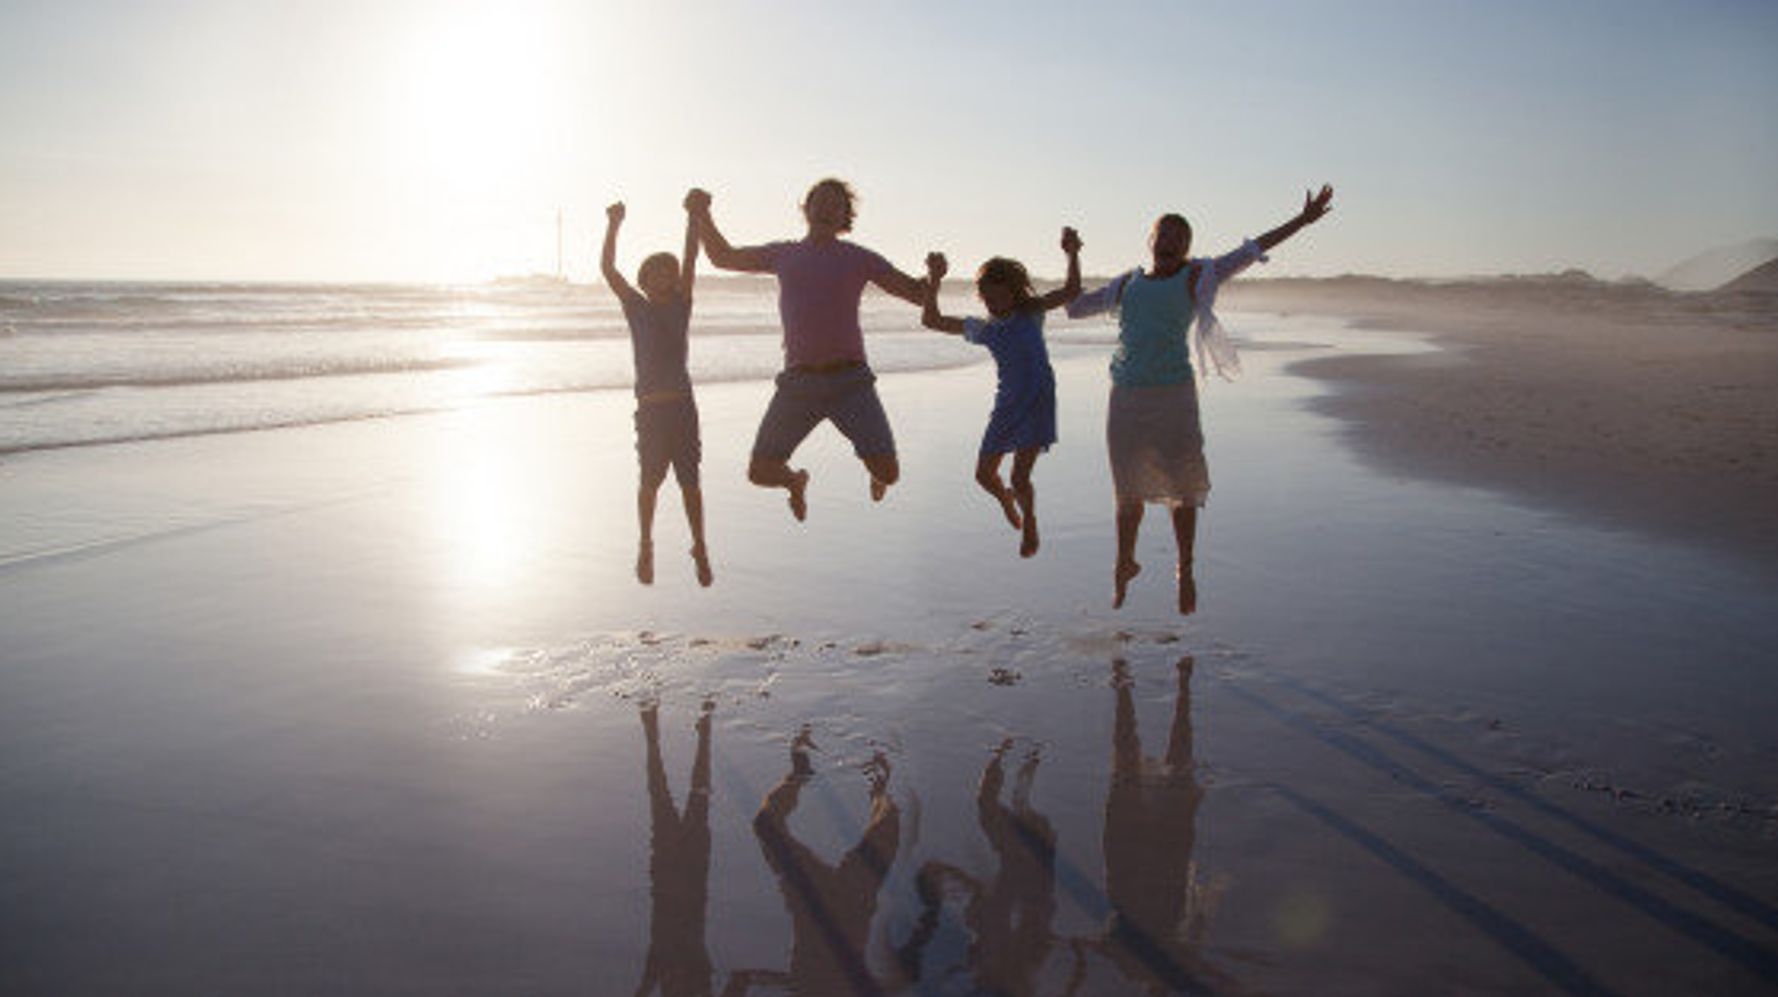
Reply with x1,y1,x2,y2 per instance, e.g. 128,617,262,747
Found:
921,227,1082,557
1069,186,1333,613
602,198,713,586
687,181,927,521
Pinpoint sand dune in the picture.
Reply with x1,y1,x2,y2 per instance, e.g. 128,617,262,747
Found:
1224,275,1778,572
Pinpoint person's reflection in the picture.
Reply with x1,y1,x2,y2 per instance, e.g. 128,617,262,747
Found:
1095,656,1236,995
727,728,901,996
633,700,715,997
908,740,1059,995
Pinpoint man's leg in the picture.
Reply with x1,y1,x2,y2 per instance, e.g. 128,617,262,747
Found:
827,370,898,501
750,374,822,521
1114,499,1144,608
862,454,898,501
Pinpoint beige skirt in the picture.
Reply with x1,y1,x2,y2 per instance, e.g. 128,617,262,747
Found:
1107,383,1210,507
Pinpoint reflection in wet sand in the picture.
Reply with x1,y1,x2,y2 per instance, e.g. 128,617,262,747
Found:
907,741,1060,995
635,701,715,997
725,729,901,996
1092,656,1240,995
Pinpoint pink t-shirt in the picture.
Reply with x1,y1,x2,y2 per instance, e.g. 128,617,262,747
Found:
763,239,891,367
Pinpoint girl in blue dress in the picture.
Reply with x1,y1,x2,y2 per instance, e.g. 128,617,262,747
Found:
922,227,1082,557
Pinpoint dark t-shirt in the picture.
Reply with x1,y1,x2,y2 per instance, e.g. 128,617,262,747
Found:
618,289,693,399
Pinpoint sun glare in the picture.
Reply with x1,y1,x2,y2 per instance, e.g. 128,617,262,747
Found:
386,3,565,200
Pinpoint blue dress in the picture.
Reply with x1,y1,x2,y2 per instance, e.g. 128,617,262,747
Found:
964,310,1057,456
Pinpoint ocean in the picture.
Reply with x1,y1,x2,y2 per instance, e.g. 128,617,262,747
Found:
0,279,1116,456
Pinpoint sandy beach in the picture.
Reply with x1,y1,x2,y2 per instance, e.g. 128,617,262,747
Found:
1225,276,1778,574
3,309,1777,994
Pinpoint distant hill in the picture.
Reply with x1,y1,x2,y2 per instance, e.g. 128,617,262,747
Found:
1716,257,1778,294
1656,238,1778,292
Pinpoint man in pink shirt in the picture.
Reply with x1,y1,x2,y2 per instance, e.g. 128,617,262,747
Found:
687,180,926,521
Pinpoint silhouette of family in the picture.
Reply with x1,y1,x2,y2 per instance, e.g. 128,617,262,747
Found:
603,179,1333,612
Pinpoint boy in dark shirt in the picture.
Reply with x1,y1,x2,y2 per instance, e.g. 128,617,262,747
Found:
602,198,712,587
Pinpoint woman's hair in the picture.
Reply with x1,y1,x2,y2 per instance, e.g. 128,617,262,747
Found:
975,257,1037,311
802,177,858,232
1151,212,1193,248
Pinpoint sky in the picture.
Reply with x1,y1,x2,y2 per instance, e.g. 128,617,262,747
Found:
1,0,1776,283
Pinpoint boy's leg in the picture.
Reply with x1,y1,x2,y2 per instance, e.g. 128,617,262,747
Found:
637,479,662,585
1170,503,1199,616
1010,448,1041,557
681,485,712,587
672,404,714,587
826,370,898,501
637,466,667,585
751,373,823,521
1113,499,1144,608
974,453,1021,530
636,405,674,585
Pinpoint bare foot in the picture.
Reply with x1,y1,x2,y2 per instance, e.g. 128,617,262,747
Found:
995,490,1023,530
870,477,889,502
1019,518,1040,558
636,540,654,585
691,544,713,587
1112,559,1141,608
787,469,809,522
1177,561,1197,616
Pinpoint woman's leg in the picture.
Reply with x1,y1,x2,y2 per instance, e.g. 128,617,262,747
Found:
1010,448,1041,557
1114,499,1144,608
1170,503,1198,615
975,453,1021,530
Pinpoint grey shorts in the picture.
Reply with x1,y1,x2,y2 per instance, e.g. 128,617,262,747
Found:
635,395,701,487
751,366,897,462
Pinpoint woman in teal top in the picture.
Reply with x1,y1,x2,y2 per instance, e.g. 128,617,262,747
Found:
1068,185,1334,614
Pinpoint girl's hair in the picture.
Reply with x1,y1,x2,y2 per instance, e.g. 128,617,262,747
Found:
802,177,858,232
975,257,1037,311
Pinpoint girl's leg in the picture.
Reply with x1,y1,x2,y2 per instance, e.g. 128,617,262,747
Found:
974,453,1022,530
682,483,713,587
1010,448,1041,557
1170,503,1199,615
1114,499,1144,608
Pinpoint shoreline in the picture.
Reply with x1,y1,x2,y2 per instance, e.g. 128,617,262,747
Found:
1225,279,1778,575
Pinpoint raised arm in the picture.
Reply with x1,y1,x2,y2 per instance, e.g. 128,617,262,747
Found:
1036,226,1083,311
686,188,777,273
921,253,965,335
600,202,635,299
679,191,700,295
1254,183,1334,254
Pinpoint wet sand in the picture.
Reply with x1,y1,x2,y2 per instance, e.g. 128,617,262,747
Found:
2,333,1776,994
1224,277,1778,574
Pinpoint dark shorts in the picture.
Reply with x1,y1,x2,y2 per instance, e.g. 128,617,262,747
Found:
751,365,896,462
635,395,701,488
